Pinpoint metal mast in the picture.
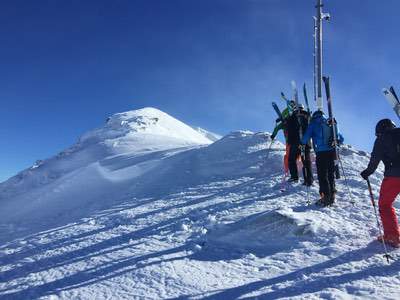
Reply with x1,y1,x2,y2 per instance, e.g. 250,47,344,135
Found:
315,0,330,111
313,16,317,104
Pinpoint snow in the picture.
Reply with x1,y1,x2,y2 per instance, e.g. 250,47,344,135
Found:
1,108,400,300
191,127,222,142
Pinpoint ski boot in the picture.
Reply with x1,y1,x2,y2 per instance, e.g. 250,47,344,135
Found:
315,193,332,207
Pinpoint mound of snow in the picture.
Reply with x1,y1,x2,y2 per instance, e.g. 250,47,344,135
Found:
205,208,316,256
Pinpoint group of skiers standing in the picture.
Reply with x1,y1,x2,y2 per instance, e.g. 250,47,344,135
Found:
271,100,343,207
270,103,400,248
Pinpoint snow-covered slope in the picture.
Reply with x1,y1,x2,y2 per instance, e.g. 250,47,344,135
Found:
0,107,214,239
0,109,399,300
192,126,222,142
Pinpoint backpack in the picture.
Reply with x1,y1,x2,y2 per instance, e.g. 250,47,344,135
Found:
321,119,335,146
385,128,400,165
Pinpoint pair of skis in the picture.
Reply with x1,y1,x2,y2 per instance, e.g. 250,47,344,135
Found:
281,83,311,113
382,87,400,121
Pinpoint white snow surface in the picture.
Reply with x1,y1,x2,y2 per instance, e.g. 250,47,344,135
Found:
1,108,399,300
191,127,222,142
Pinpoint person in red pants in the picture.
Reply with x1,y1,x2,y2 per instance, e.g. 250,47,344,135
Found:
361,119,400,248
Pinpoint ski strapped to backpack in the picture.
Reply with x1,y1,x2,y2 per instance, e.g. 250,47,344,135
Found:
280,91,294,114
272,101,284,121
291,80,305,143
303,83,311,119
291,81,305,144
382,86,400,121
322,76,339,169
323,76,355,205
292,80,311,203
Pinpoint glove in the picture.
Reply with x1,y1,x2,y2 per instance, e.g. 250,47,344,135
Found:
270,134,276,140
276,118,282,123
360,169,371,180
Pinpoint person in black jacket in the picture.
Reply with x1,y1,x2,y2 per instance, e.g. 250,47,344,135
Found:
361,119,400,248
286,104,313,185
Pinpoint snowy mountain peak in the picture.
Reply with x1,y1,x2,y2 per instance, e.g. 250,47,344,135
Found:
79,107,213,151
106,107,172,132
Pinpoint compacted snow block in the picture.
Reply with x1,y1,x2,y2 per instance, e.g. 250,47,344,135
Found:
204,208,315,257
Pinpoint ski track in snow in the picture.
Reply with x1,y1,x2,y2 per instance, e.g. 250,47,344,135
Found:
0,109,400,300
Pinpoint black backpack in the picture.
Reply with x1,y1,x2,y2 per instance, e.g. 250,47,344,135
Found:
385,128,400,166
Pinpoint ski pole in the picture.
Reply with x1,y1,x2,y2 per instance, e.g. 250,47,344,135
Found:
337,155,355,205
268,138,274,149
366,178,393,263
299,144,312,205
261,138,275,174
264,138,274,161
306,185,311,205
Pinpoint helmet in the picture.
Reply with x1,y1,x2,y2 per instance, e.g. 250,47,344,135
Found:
312,110,324,118
288,100,296,109
375,119,396,136
297,104,305,110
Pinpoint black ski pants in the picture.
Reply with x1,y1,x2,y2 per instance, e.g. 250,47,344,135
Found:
288,143,313,184
315,150,336,198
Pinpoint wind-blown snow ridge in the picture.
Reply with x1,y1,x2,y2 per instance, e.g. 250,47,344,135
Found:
192,126,222,142
0,109,398,300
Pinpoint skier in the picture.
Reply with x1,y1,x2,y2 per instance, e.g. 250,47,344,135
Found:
270,103,292,175
286,104,313,185
360,119,400,248
301,110,344,206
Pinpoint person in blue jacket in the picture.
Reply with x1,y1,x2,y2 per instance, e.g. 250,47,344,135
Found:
301,110,344,207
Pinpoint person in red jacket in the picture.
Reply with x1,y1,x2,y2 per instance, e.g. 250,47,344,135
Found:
361,119,400,248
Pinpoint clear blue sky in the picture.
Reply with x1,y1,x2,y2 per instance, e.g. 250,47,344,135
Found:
0,0,399,182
